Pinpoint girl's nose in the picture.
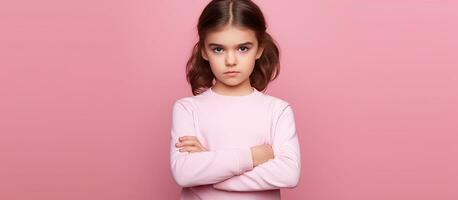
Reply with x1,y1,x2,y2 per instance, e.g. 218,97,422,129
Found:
225,51,237,66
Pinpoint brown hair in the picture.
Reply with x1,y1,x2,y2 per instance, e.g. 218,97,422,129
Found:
186,0,281,96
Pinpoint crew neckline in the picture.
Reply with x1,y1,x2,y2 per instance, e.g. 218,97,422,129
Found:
207,87,260,99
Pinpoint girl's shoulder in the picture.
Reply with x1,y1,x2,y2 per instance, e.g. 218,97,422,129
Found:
261,94,298,121
171,95,199,116
173,96,196,108
263,93,291,107
259,93,296,118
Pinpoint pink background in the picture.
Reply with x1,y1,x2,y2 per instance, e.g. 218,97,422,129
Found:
1,0,457,199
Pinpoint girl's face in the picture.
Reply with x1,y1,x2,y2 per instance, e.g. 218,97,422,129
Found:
201,25,264,89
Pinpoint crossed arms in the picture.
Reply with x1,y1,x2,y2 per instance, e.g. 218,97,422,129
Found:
169,100,301,191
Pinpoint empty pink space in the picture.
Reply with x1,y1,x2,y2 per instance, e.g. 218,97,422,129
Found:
0,0,457,199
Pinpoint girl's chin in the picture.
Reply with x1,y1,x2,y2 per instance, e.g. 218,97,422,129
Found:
223,80,250,87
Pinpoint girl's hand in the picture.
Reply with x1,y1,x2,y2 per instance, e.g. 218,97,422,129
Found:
175,136,208,153
250,144,274,167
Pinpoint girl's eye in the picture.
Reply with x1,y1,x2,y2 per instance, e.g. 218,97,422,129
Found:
239,46,249,52
212,47,223,53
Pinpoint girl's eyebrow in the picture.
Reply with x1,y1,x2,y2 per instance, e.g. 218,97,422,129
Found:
208,42,253,48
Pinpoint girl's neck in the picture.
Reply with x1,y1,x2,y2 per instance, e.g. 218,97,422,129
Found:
211,80,254,96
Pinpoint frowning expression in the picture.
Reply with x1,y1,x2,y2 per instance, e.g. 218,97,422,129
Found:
201,25,264,87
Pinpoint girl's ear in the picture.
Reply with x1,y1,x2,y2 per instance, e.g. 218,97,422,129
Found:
201,48,209,61
255,46,264,60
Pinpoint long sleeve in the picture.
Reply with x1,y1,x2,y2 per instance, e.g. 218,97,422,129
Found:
212,104,301,191
169,99,254,188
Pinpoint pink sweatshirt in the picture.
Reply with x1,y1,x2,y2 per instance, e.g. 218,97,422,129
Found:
170,87,301,200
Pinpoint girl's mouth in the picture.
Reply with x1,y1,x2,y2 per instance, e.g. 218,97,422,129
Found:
224,71,240,76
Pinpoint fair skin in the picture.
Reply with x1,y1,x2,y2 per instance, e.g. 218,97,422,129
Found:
175,25,274,167
202,25,263,96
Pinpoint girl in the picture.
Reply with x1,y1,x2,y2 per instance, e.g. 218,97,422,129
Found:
170,0,301,199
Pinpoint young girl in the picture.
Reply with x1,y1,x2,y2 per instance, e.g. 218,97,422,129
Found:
170,0,301,199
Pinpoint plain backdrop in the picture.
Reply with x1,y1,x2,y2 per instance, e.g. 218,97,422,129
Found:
1,0,457,199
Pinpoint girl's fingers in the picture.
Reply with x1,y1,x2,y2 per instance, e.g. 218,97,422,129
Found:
194,142,207,151
179,136,196,142
179,146,199,152
175,140,197,147
178,144,207,153
178,146,207,153
176,137,204,148
176,136,208,152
